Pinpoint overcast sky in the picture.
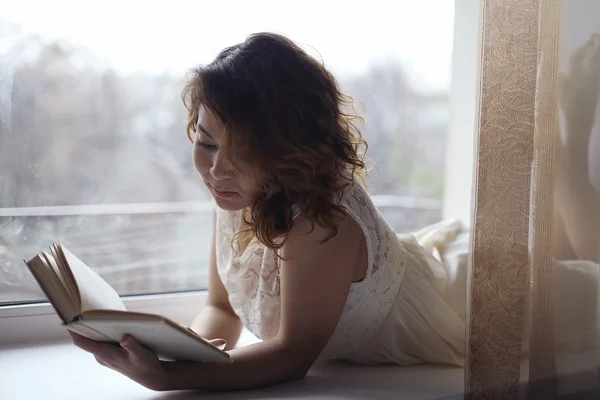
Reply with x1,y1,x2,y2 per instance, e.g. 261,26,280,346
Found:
2,0,454,92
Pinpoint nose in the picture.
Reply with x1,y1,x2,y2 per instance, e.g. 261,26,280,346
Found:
210,151,233,180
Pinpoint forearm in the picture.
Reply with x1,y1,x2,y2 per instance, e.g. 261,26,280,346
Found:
190,305,243,350
160,338,312,392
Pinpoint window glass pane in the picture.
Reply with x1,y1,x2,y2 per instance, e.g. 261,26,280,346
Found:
0,0,455,304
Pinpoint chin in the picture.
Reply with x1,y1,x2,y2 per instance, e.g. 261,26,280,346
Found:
203,181,254,211
213,197,248,211
211,191,254,211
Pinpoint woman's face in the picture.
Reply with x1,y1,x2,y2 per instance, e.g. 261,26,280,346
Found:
193,106,261,211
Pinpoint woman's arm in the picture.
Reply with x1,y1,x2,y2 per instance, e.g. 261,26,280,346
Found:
160,212,363,391
68,212,363,392
189,212,243,350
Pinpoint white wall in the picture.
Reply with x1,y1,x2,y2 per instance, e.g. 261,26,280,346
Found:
442,0,482,224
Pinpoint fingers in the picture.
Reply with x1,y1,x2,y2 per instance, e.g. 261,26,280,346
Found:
208,338,227,350
94,355,108,367
68,330,105,353
68,330,127,365
186,326,199,335
184,327,228,350
120,335,147,358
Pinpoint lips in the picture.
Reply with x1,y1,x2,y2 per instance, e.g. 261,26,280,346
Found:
210,184,236,199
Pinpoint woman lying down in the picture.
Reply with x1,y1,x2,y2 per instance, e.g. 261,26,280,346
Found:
67,32,600,392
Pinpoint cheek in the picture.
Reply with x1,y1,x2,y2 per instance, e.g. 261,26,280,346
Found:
238,177,263,199
193,147,211,175
234,162,265,193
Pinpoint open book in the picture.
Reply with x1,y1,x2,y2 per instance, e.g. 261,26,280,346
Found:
23,242,231,363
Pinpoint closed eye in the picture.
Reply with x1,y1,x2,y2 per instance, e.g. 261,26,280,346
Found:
195,139,217,150
195,131,217,150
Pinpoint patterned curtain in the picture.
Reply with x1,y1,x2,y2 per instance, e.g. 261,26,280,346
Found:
467,0,600,398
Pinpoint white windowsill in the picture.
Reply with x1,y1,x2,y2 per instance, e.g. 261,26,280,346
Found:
0,332,464,400
0,291,464,399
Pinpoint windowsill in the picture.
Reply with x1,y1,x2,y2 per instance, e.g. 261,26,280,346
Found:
0,329,464,400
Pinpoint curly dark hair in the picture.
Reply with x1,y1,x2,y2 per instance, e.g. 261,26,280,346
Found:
182,32,367,250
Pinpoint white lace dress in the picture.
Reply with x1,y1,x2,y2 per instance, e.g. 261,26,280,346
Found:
215,182,467,366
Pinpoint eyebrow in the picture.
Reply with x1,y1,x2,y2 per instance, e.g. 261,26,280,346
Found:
195,123,214,139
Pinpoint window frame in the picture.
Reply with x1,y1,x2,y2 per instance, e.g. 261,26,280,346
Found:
0,195,444,346
0,0,481,347
0,292,207,345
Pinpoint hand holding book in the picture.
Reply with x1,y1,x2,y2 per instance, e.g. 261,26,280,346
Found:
24,242,230,363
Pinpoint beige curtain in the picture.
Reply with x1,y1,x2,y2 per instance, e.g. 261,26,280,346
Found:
467,0,600,398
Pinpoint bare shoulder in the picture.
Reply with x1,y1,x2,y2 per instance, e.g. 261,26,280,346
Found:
276,209,365,351
282,210,363,267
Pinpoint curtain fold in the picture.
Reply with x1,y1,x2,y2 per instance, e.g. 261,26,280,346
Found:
467,0,600,398
525,0,560,398
467,0,540,398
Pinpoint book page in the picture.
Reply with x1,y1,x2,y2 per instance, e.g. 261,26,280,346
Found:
23,255,79,323
42,250,78,305
56,243,126,314
66,322,114,342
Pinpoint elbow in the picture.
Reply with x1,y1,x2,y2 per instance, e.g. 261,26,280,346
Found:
276,365,309,386
287,364,310,382
275,340,318,382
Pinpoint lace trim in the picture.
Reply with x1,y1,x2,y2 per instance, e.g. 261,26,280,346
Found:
215,182,408,357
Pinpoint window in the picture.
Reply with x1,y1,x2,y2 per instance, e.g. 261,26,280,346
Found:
0,1,458,309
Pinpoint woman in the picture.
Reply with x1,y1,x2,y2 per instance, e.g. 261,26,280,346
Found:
69,32,466,392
